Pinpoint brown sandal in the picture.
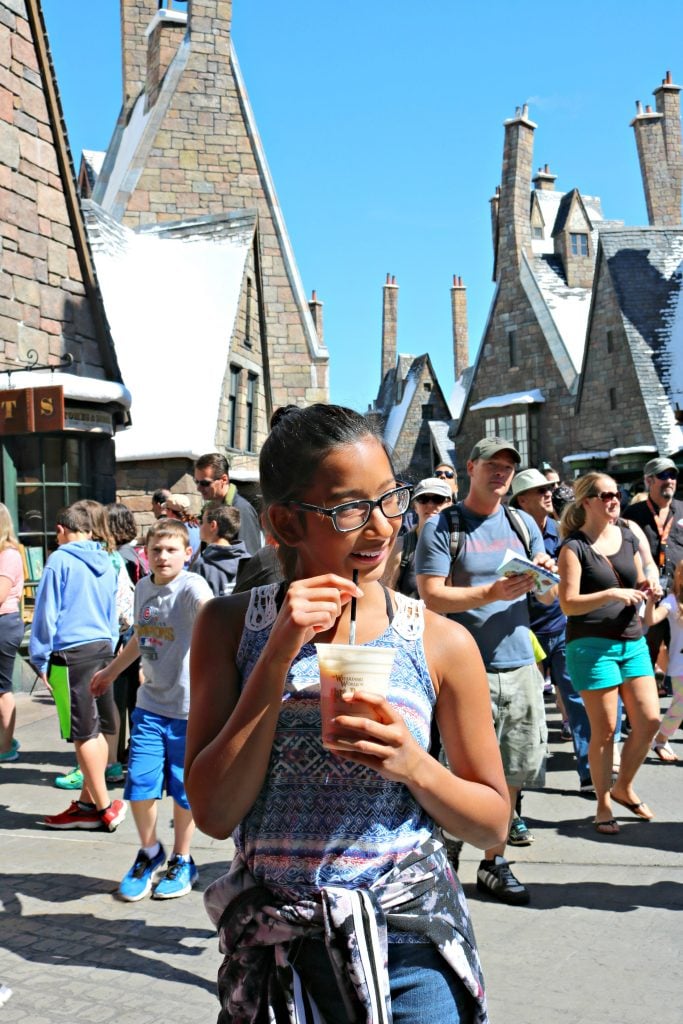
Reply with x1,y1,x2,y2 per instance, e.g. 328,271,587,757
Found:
594,819,620,835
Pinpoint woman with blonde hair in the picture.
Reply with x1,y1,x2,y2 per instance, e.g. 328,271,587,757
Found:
558,472,659,835
0,504,25,762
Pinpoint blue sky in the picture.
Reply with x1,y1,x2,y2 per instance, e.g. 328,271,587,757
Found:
43,0,683,412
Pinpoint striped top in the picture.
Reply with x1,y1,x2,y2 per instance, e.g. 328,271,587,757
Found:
234,584,436,900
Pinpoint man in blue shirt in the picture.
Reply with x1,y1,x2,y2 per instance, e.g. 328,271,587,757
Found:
416,438,557,906
511,469,591,793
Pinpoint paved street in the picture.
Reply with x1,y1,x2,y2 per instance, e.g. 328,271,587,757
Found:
1,689,681,1024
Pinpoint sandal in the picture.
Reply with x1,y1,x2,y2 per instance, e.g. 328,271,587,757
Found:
610,792,655,820
594,819,620,835
651,740,678,763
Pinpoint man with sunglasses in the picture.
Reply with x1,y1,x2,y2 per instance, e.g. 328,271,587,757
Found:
194,453,262,556
624,456,683,675
434,463,458,498
415,438,557,907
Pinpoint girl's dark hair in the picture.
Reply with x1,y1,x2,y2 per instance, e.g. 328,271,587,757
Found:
259,404,390,577
107,502,138,545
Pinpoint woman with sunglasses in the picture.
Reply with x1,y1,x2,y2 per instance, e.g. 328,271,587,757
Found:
384,477,453,598
186,404,508,1023
557,473,660,835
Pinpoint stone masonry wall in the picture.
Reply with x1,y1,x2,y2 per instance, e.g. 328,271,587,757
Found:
117,0,327,412
0,0,110,376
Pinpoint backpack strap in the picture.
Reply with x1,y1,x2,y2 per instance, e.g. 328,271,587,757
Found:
446,502,532,577
503,505,532,559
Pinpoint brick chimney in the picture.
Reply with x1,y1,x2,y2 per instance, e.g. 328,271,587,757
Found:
381,274,398,380
121,1,159,116
146,6,188,111
631,72,683,226
533,164,557,191
450,275,469,380
497,104,537,276
308,290,324,345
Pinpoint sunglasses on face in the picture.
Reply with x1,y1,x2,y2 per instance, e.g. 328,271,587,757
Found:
415,494,451,505
534,486,555,496
435,470,454,479
194,479,214,489
593,491,620,503
655,471,678,481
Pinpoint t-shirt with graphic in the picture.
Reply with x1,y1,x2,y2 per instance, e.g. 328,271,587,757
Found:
134,570,211,719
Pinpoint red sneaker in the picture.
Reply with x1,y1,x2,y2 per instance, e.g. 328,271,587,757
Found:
44,801,102,830
99,799,126,832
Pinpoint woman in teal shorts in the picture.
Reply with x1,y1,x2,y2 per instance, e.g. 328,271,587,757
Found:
558,472,659,835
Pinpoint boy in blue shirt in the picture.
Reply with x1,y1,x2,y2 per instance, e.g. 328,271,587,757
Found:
91,519,211,900
29,503,125,832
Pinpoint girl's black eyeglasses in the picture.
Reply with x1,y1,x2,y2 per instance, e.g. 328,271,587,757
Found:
288,485,412,533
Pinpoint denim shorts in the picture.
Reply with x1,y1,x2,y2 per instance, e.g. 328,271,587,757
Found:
124,707,190,808
0,612,23,694
566,636,653,691
487,663,547,788
289,939,475,1024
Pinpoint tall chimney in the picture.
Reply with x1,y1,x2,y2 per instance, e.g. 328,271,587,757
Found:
146,6,188,111
381,274,398,380
308,290,324,345
121,1,159,117
497,104,537,276
631,73,683,226
450,276,469,381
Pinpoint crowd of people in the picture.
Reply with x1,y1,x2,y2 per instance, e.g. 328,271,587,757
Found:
1,416,681,1022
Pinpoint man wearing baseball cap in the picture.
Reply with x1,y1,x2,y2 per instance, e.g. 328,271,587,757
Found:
623,455,683,680
415,437,558,906
510,469,592,794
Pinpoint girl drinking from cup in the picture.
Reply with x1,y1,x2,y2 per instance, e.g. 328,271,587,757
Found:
185,404,508,1024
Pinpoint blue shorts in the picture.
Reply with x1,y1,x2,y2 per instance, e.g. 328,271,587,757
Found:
124,707,190,808
566,636,653,691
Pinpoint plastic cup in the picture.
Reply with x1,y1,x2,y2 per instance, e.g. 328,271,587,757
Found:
315,643,396,749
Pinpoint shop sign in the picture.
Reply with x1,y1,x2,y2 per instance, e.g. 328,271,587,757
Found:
65,408,114,435
0,386,64,435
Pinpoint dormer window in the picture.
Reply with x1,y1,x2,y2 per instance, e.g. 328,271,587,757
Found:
532,226,544,240
570,232,589,257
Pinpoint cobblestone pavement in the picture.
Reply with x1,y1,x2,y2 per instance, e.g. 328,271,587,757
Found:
1,690,681,1024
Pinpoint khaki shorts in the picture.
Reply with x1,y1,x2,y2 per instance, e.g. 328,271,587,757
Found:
487,663,547,788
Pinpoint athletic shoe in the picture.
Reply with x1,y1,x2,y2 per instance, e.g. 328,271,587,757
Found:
119,845,167,902
44,801,102,830
105,762,125,784
11,738,20,751
580,778,596,798
99,799,126,832
442,836,463,874
508,816,535,846
477,856,530,905
55,763,124,789
0,748,19,762
152,855,198,900
0,983,12,1006
54,766,83,790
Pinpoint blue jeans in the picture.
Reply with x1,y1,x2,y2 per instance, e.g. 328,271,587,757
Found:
537,631,591,784
290,939,475,1023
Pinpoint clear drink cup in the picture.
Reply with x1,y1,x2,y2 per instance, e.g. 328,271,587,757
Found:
315,643,396,749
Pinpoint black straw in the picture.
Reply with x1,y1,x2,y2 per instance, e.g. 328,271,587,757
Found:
349,569,359,644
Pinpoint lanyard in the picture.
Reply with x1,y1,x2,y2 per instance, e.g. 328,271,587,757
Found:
647,499,674,567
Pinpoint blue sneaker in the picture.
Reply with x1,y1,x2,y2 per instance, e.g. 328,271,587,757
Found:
118,845,166,902
152,854,198,900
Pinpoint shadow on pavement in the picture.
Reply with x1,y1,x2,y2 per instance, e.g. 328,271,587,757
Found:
464,878,683,912
0,871,217,993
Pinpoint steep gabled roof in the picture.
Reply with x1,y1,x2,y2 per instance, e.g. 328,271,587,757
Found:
84,201,256,461
592,227,683,452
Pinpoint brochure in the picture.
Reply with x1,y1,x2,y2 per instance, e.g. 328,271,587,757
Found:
496,548,560,594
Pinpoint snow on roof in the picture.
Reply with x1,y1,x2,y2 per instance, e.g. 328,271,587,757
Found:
0,370,130,408
609,445,657,457
470,388,545,412
521,252,589,389
531,190,604,255
562,451,610,463
84,202,253,462
427,421,455,467
449,377,468,419
383,372,419,451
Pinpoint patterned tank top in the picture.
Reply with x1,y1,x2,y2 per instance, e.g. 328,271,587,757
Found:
234,584,437,900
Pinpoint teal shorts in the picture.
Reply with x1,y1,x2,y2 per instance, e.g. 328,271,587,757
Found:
566,636,652,691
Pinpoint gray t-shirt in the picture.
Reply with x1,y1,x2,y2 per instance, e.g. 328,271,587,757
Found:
134,570,212,719
415,504,544,670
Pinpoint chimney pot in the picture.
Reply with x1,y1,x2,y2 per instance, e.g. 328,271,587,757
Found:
385,273,391,284
391,275,396,285
646,104,653,113
311,289,317,301
666,70,672,84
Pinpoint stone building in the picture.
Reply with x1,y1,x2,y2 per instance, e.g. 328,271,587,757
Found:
81,0,329,521
455,75,683,490
0,0,130,561
370,274,458,482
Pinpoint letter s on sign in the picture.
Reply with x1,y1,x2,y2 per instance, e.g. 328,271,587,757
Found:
39,396,54,415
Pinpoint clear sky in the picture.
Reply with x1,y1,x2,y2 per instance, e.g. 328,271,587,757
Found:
42,0,683,412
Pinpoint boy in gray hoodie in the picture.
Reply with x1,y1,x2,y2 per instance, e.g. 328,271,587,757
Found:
190,505,250,597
